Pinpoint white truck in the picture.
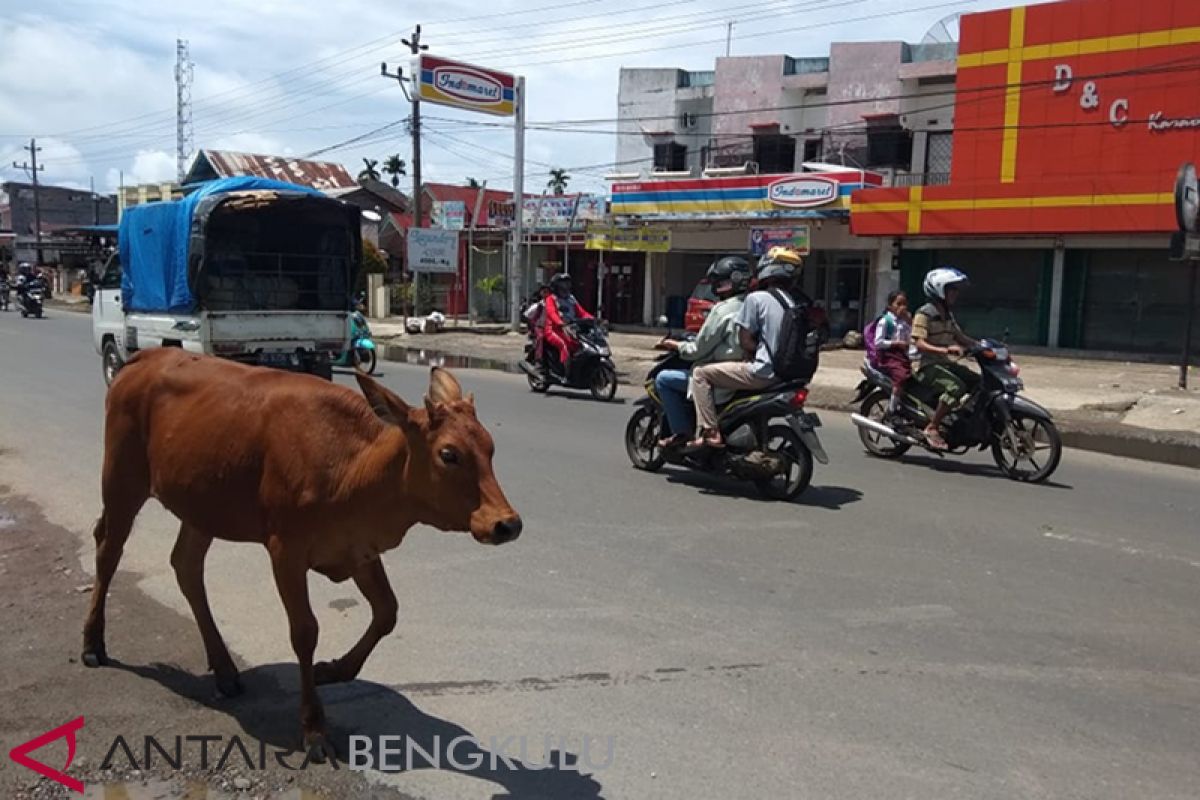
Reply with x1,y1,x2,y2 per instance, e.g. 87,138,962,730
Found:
93,178,360,385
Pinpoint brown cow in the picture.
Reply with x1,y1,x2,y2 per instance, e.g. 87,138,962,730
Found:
81,349,521,758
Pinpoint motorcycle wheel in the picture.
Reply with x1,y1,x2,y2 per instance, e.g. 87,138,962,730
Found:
102,340,124,387
755,425,814,501
624,407,666,472
352,347,377,376
589,363,618,402
857,393,911,459
527,364,549,393
992,411,1062,483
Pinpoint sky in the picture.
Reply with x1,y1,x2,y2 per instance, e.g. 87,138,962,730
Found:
0,0,1049,197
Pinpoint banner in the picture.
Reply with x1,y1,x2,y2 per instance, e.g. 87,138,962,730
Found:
585,226,671,252
417,55,516,117
407,228,460,274
490,194,607,230
432,200,467,231
749,226,811,256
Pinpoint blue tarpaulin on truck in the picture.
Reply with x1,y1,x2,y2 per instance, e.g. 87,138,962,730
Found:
119,177,323,313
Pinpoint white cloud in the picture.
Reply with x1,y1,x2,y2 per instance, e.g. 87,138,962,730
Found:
1,0,1054,196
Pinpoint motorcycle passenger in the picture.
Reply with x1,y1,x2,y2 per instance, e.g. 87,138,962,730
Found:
543,273,594,375
873,290,913,413
688,246,804,449
912,267,979,450
654,256,751,448
523,284,550,361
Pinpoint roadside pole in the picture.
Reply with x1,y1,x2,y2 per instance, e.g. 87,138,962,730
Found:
468,181,487,324
509,76,526,330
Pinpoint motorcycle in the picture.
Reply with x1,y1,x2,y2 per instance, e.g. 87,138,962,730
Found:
624,350,828,501
17,285,44,319
332,309,377,375
850,338,1062,483
521,318,618,401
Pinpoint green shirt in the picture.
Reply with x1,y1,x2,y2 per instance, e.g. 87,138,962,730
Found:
679,296,745,365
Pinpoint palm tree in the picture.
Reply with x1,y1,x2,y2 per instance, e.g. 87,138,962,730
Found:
547,168,570,195
358,158,381,182
382,154,407,187
465,177,481,189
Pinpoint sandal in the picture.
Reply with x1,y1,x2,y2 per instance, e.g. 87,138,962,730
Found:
685,429,725,451
923,427,948,450
657,433,688,449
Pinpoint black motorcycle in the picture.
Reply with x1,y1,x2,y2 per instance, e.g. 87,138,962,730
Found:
850,338,1062,483
17,284,44,319
521,318,618,402
624,351,828,500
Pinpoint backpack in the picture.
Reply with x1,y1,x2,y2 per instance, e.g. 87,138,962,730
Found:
765,288,821,382
863,315,882,367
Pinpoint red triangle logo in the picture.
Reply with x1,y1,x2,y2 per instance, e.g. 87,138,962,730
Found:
8,716,85,793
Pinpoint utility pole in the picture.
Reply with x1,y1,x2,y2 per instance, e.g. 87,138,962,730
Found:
90,177,99,225
509,75,526,329
382,25,428,318
175,39,194,183
13,138,45,265
726,22,734,57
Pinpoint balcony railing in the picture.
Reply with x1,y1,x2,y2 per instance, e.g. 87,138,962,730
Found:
892,171,951,187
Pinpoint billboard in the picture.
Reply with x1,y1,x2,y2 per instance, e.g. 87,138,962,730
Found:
407,228,459,274
417,55,516,117
431,200,466,231
585,226,671,252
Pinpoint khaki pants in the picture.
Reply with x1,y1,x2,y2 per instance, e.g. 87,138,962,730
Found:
691,362,773,432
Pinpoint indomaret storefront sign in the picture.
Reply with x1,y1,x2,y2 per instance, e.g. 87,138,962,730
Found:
852,0,1200,236
613,170,882,221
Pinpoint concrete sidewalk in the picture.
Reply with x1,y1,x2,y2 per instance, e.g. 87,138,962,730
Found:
372,321,1200,468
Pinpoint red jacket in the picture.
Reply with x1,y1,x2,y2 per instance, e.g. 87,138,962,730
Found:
544,294,593,331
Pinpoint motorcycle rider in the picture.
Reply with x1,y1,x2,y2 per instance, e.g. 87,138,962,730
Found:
688,246,804,449
523,284,550,362
0,266,9,310
911,267,979,450
654,256,752,448
543,272,594,375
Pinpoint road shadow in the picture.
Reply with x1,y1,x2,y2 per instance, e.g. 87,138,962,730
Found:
897,454,1073,489
110,660,608,800
661,468,863,508
542,391,629,406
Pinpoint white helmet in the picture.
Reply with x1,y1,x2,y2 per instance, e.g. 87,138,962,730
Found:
923,267,969,301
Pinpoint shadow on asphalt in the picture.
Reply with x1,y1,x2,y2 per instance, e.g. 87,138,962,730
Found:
538,391,629,406
897,454,1074,489
662,468,864,508
110,661,608,800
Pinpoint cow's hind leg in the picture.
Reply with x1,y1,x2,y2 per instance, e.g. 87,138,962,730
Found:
268,535,333,761
314,558,398,685
81,496,145,667
172,523,243,697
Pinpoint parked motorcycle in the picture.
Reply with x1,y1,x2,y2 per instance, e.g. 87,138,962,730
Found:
18,286,44,318
521,318,618,401
624,351,828,500
333,309,377,375
850,338,1062,483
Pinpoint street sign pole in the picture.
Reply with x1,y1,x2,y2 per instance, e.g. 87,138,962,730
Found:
509,76,526,330
1182,261,1197,390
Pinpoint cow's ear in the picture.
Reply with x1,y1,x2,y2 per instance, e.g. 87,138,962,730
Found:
428,367,464,405
356,374,413,427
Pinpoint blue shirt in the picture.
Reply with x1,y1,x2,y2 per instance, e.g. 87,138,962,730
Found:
736,289,793,380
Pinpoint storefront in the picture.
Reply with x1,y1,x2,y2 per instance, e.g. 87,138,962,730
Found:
852,0,1200,355
609,170,886,329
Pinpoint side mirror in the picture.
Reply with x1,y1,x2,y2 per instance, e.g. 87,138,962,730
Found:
656,315,669,327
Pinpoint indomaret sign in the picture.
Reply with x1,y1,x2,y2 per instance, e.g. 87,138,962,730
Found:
417,55,516,117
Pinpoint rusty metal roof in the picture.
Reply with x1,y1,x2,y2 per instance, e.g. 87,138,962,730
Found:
187,150,356,192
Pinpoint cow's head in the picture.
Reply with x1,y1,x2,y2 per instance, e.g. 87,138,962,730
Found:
357,368,522,545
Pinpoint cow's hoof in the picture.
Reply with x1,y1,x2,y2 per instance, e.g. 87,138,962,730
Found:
81,647,107,668
304,733,337,764
214,672,244,698
314,659,345,686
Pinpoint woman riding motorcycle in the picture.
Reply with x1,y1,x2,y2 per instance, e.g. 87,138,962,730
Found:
543,272,594,374
654,256,752,448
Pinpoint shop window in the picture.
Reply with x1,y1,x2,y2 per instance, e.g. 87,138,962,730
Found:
925,132,953,176
803,138,822,164
653,143,687,172
753,134,796,174
866,115,913,170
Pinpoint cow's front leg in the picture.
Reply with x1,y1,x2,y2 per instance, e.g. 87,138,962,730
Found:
268,536,333,761
315,557,398,685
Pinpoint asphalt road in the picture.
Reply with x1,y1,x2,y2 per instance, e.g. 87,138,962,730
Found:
1,309,1198,799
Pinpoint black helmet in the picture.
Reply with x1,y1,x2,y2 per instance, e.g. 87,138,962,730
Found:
706,256,752,296
549,272,572,289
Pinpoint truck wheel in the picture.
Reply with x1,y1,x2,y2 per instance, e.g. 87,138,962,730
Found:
102,340,124,387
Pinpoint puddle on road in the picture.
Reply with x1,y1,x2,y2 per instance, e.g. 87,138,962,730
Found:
382,345,524,374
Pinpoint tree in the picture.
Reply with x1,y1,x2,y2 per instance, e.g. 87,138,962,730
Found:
547,168,570,195
465,177,481,189
383,154,407,187
358,158,381,182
